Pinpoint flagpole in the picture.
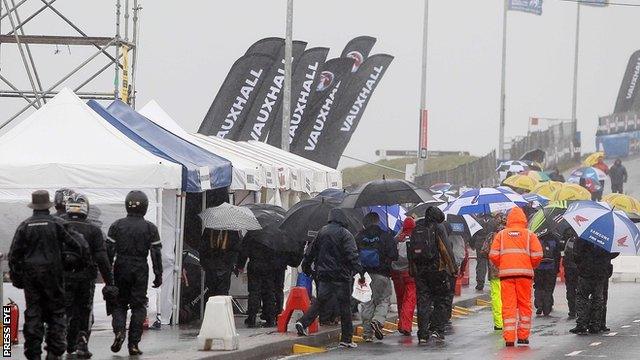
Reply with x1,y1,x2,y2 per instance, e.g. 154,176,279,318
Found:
281,0,293,152
417,0,429,176
498,0,508,160
571,2,581,159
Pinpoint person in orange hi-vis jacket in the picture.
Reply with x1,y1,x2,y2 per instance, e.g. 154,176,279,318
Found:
489,207,543,347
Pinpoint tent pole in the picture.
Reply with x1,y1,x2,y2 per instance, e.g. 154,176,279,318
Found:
171,191,180,325
172,191,186,325
155,188,163,324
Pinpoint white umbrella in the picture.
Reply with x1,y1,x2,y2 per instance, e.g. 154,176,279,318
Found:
199,202,262,231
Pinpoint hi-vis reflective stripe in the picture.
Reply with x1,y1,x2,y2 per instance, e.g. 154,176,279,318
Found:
106,237,116,243
151,240,162,246
520,323,531,329
500,248,529,255
499,268,534,276
489,250,500,256
504,326,516,331
503,318,516,324
530,251,543,257
520,316,531,322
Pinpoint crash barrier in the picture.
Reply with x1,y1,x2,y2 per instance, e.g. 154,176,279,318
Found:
415,151,498,188
197,296,239,351
278,286,318,334
508,121,575,167
611,255,640,282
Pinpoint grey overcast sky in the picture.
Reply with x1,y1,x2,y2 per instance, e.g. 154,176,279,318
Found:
1,0,638,168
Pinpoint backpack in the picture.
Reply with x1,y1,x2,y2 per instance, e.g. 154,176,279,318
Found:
61,224,91,272
359,235,381,268
541,238,557,264
408,224,439,265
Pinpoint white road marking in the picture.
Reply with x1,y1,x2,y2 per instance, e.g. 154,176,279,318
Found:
566,350,583,356
603,332,618,337
621,325,631,328
589,342,601,346
633,319,640,323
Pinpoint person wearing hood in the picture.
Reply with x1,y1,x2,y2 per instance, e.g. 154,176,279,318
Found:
489,207,542,347
609,159,627,194
355,212,398,341
53,188,75,217
296,209,363,349
407,206,457,344
391,217,417,336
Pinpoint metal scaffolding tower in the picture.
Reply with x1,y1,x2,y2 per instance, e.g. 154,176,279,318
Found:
0,0,141,129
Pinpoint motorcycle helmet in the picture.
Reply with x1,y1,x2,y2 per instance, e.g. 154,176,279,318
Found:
66,193,89,218
125,190,149,216
54,188,75,211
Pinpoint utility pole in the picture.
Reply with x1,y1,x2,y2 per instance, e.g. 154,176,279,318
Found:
281,0,293,151
417,0,429,176
571,2,581,159
498,0,508,160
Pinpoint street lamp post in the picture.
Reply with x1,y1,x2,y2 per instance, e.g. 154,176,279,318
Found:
281,0,293,152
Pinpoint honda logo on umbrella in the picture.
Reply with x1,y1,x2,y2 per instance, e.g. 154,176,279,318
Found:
573,215,589,226
617,235,629,247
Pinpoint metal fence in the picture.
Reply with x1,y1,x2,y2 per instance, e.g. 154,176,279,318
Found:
415,151,497,188
508,121,574,167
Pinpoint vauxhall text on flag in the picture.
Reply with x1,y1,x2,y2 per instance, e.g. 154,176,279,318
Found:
509,0,543,15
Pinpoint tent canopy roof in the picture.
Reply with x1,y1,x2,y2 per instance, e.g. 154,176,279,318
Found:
0,88,182,189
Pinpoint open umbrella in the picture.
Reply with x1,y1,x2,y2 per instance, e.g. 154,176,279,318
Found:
406,200,446,219
568,167,607,192
442,187,527,215
199,202,262,231
317,188,349,201
243,203,287,227
563,201,640,255
366,205,407,233
429,183,452,194
528,204,570,239
496,160,530,173
522,193,550,208
503,174,538,192
280,197,363,243
520,149,546,165
602,193,640,215
553,183,592,202
521,170,550,182
521,160,544,172
340,178,435,208
532,181,563,199
583,152,605,167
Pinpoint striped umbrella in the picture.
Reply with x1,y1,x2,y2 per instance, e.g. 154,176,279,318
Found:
522,193,550,208
442,187,528,215
199,202,262,231
563,201,640,255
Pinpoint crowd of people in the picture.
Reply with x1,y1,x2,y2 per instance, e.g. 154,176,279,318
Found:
9,189,162,359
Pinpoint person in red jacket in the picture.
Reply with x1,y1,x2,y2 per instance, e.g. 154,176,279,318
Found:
391,217,417,336
489,207,543,347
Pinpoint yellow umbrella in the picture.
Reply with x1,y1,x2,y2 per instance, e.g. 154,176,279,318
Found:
532,181,563,199
602,193,640,214
553,183,592,201
503,174,538,192
583,152,605,167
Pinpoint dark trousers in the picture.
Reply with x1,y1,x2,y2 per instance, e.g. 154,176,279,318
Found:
23,267,67,359
592,278,609,328
576,276,605,329
611,183,624,194
64,278,95,351
476,255,488,287
247,268,276,322
565,266,578,316
299,281,353,343
446,275,456,321
415,270,452,338
112,260,148,346
534,269,557,314
203,267,232,297
274,267,286,315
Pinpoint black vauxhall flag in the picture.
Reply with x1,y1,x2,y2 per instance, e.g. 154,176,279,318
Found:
307,54,393,168
235,40,307,141
198,53,276,139
267,47,329,146
615,50,640,113
340,36,377,73
245,37,284,57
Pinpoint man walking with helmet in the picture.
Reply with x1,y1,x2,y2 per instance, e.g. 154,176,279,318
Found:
63,193,115,358
107,191,163,356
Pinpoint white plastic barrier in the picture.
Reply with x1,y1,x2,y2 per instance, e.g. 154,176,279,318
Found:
611,255,640,282
197,296,239,351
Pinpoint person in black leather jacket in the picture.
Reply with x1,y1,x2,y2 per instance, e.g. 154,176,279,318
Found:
106,191,162,356
295,209,362,348
9,190,83,360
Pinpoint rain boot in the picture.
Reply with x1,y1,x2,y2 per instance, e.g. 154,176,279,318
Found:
110,331,126,353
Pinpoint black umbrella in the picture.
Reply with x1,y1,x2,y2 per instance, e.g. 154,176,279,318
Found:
529,206,570,239
406,201,445,219
519,148,546,165
317,188,348,201
243,203,287,227
280,197,363,243
340,178,435,208
244,222,302,253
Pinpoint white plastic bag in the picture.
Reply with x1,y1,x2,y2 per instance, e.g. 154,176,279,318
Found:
351,272,372,303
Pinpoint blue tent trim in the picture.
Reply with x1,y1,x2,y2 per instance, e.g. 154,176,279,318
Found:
88,100,232,192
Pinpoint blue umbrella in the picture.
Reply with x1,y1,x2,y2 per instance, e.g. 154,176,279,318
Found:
563,201,640,255
522,193,550,208
365,205,406,234
442,187,528,215
567,167,606,192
